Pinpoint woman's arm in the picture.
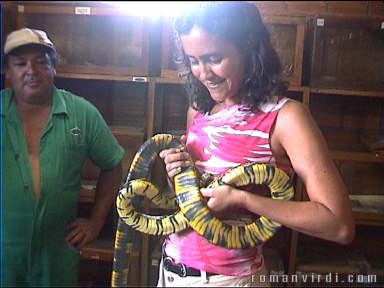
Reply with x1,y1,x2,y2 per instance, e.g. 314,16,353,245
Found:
201,100,355,244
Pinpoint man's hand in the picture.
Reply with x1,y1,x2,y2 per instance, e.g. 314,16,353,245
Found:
65,218,104,249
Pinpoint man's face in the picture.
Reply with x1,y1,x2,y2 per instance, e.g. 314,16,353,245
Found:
6,47,56,105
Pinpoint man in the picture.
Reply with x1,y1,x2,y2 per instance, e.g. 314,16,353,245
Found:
1,28,124,286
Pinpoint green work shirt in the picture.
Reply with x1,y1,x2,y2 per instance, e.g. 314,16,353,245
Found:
1,87,125,287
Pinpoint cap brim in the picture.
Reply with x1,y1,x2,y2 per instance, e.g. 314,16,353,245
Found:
6,43,56,55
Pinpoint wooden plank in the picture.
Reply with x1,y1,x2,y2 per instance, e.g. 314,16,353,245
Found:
287,178,304,280
57,65,147,78
155,76,184,84
353,212,384,226
286,1,327,16
252,1,288,16
160,70,179,80
80,239,114,262
310,88,384,99
160,17,177,78
287,86,306,92
330,150,384,162
146,81,156,139
293,21,305,87
110,126,145,137
140,234,150,286
369,1,384,16
56,72,135,82
18,3,157,17
18,4,74,14
302,87,310,106
288,231,299,279
262,14,306,24
326,1,369,16
112,130,145,175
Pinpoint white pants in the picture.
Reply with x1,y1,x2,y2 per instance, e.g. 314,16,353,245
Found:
157,259,270,287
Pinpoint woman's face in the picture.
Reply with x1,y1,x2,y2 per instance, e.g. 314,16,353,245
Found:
180,26,245,106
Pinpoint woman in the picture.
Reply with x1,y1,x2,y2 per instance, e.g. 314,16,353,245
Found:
158,2,355,287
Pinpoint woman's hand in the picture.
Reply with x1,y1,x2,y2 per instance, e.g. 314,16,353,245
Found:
201,185,245,213
159,135,191,179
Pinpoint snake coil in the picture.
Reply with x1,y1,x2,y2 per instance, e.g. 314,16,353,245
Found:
112,134,294,286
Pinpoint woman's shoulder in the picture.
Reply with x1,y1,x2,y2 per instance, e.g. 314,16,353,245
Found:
257,96,292,113
274,97,318,139
278,98,310,118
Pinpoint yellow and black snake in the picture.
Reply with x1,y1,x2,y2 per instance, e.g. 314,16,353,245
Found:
112,134,294,287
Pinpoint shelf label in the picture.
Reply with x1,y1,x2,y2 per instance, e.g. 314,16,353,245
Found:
17,5,24,13
75,7,91,15
317,18,325,27
133,77,148,82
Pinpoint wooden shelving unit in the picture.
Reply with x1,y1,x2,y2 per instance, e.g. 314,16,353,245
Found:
288,13,384,287
12,2,153,286
6,1,384,287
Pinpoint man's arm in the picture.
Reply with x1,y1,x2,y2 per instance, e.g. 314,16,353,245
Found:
66,163,123,249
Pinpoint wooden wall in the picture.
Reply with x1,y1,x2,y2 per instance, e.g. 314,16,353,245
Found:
252,1,384,17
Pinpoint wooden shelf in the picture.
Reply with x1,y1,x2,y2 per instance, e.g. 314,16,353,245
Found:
154,76,184,84
353,212,384,226
330,150,384,163
153,75,309,93
296,243,361,275
80,239,114,262
56,71,137,82
350,195,384,226
110,126,145,138
17,3,155,16
287,86,307,92
310,88,384,99
159,71,180,82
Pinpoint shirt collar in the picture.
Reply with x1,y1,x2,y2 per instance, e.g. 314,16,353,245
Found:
1,88,14,118
51,86,68,115
1,86,68,118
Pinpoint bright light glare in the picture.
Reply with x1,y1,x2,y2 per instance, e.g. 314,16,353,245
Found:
102,1,199,18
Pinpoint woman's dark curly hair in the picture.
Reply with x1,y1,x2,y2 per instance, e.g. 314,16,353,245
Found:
173,1,287,113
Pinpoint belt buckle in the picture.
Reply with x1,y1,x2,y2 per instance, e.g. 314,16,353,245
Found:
164,256,187,277
179,262,187,277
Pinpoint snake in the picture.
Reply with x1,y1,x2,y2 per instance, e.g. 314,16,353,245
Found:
111,133,294,287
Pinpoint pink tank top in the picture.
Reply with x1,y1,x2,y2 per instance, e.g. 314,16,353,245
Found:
164,96,294,276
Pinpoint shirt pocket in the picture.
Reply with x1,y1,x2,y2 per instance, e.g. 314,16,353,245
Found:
61,129,87,160
56,141,87,185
